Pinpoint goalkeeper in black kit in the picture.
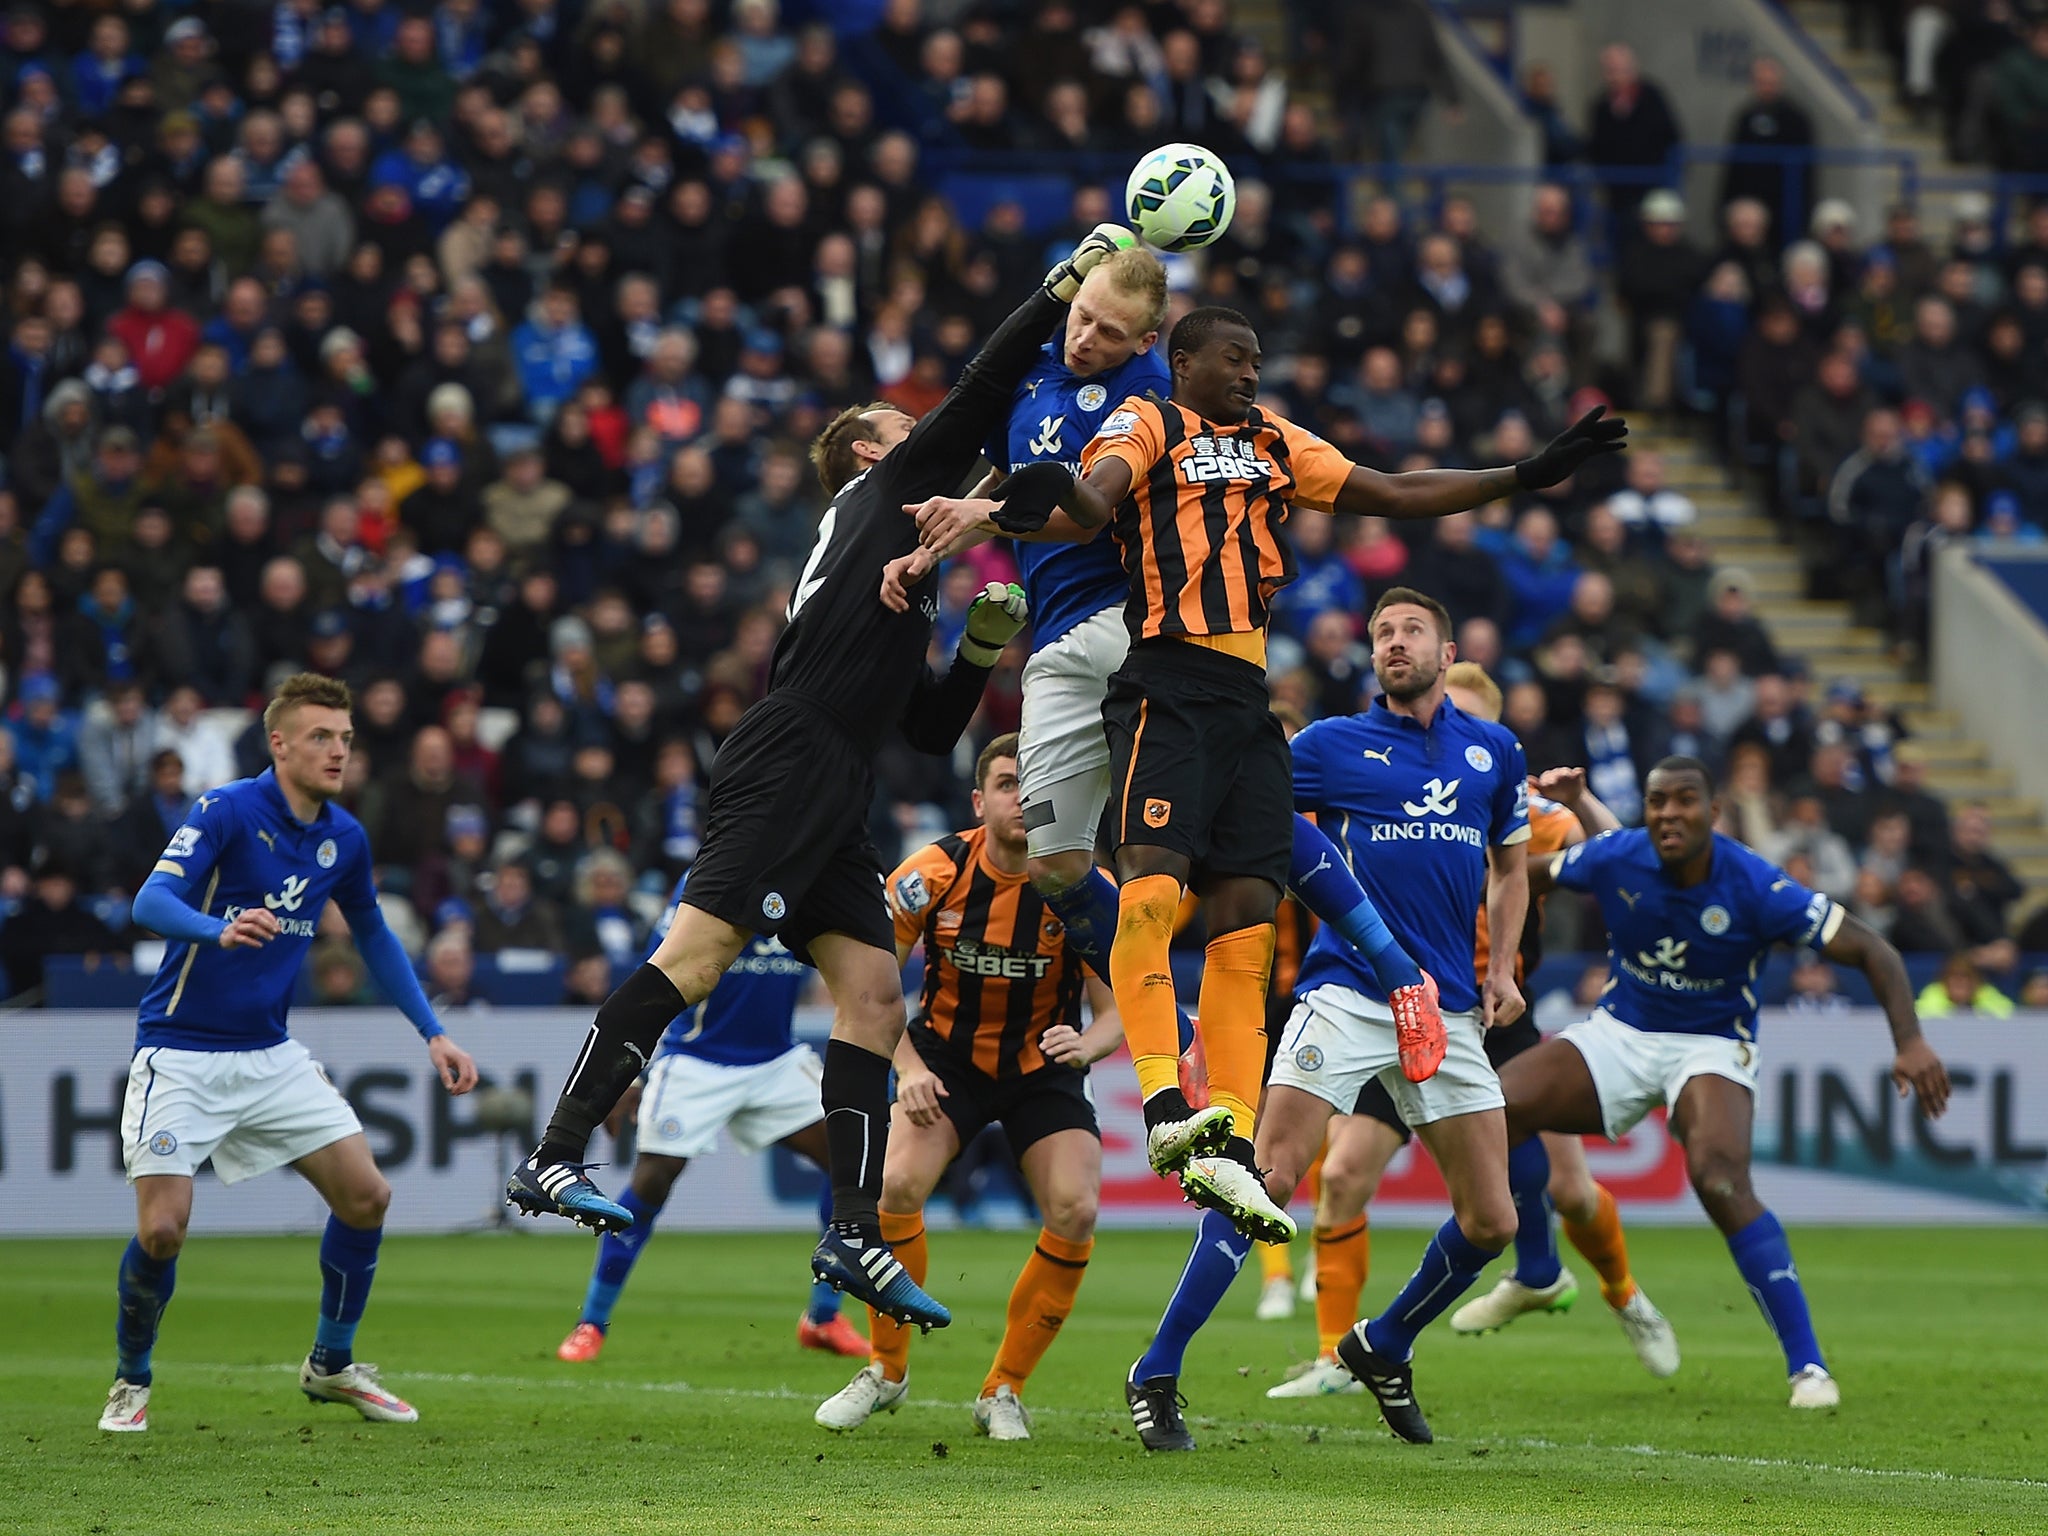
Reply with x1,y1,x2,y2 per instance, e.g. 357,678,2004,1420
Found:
508,224,1140,1331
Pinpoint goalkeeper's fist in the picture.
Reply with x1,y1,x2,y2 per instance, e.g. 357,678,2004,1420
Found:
1044,222,1136,302
958,581,1029,666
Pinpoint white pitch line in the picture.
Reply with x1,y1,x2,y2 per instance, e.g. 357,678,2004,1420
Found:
31,1359,2045,1493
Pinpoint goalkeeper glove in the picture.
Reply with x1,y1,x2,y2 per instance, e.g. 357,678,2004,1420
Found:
1044,223,1137,302
1515,405,1628,489
957,581,1029,667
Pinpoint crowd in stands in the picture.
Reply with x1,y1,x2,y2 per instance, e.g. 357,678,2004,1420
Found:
0,0,2036,1009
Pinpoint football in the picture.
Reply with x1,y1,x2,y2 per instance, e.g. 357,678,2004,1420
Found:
1124,142,1237,251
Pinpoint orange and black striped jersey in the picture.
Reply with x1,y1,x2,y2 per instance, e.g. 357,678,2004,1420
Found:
1081,395,1355,650
888,827,1088,1078
1473,790,1580,988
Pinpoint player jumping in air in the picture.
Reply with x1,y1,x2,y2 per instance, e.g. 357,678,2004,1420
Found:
1273,663,1676,1400
1118,589,1535,1449
1506,756,1952,1412
885,275,1451,1247
905,309,1624,1250
99,673,479,1434
507,225,1136,1334
555,871,864,1364
814,735,1121,1442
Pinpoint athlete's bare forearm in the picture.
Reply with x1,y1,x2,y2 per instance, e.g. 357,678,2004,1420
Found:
1335,463,1521,520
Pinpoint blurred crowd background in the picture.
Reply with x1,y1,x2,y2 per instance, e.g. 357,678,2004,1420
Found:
1,0,2044,1015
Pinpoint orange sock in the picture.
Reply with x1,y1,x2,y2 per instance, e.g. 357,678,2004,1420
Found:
1314,1218,1368,1355
1111,874,1185,1103
867,1209,928,1382
1257,1238,1292,1283
1562,1182,1637,1310
982,1229,1092,1397
1196,924,1275,1141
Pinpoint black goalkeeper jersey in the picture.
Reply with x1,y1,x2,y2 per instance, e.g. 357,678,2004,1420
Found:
767,286,1062,754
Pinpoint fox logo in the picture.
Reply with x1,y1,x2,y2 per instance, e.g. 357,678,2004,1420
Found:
1402,777,1460,818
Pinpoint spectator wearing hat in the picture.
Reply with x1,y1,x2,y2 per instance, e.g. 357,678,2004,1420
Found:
0,848,118,996
106,260,199,394
400,437,476,557
30,424,145,566
151,16,221,113
1617,189,1708,410
11,670,79,791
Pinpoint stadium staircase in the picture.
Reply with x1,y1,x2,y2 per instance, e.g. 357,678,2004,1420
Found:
1639,422,2048,919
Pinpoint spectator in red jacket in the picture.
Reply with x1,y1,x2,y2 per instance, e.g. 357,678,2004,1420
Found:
104,260,199,394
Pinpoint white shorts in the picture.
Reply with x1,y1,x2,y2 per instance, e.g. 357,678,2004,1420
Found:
1018,605,1128,858
121,1039,363,1184
1560,1007,1759,1140
1267,984,1505,1128
636,1043,823,1158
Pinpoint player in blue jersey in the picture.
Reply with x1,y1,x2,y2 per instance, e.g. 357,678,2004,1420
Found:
98,674,478,1435
1506,756,1952,1411
555,873,865,1363
1122,588,1534,1450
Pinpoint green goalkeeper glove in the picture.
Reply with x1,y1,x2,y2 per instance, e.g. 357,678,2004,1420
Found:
958,581,1029,667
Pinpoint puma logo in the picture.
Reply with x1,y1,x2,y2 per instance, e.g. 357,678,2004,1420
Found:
1361,747,1393,765
1616,887,1641,910
1216,1240,1248,1274
1304,851,1332,879
257,829,277,852
195,793,220,813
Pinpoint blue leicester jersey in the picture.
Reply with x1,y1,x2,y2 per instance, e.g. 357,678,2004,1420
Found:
652,877,809,1067
137,771,378,1052
989,340,1170,650
1291,699,1530,1014
1553,828,1841,1040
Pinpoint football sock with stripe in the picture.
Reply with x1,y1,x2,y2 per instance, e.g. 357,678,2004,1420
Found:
1196,925,1276,1141
984,1228,1092,1396
1136,1209,1250,1381
581,1187,662,1330
1257,1238,1292,1284
538,963,687,1165
867,1209,928,1383
1313,1218,1368,1355
311,1217,382,1374
1727,1210,1825,1374
822,1039,893,1231
1363,1216,1502,1362
1287,816,1424,993
1043,870,1195,1051
1111,874,1186,1106
805,1183,842,1323
1563,1182,1637,1308
115,1237,176,1387
1506,1136,1562,1289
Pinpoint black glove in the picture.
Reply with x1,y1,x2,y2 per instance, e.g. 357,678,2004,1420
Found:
988,461,1075,534
1515,405,1628,489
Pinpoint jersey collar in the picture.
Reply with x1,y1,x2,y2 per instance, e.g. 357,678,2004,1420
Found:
257,767,331,830
1368,694,1464,733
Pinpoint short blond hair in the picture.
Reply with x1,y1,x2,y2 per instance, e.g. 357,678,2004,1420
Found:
263,672,354,735
808,400,896,495
1444,661,1503,721
1094,247,1170,334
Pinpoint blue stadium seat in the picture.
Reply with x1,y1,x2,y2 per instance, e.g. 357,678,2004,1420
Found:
43,955,149,1009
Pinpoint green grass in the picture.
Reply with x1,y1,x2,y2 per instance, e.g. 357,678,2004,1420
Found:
2,1225,2043,1534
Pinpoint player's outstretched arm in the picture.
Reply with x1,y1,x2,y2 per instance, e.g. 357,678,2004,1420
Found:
896,582,1030,753
1821,910,1952,1117
342,898,479,1095
1287,814,1426,995
1333,406,1629,521
133,868,279,949
1534,766,1624,836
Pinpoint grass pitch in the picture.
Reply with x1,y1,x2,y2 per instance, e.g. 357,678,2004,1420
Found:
2,1224,2042,1534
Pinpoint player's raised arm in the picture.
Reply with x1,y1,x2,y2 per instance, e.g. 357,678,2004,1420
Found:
1329,407,1629,521
1819,910,1951,1117
895,582,1030,752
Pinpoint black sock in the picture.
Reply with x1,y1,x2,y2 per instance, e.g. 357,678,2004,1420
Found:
1225,1134,1258,1171
1141,1084,1193,1132
537,964,687,1165
821,1039,893,1233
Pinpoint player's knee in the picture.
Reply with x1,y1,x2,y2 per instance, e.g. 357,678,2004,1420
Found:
137,1218,187,1260
1458,1196,1518,1253
1040,1185,1098,1241
879,1169,929,1215
1551,1174,1600,1226
337,1176,391,1228
1027,851,1089,896
1687,1149,1752,1209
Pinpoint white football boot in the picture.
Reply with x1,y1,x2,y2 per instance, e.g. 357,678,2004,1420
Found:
299,1359,419,1423
1265,1355,1364,1398
972,1384,1032,1441
1789,1365,1840,1409
1449,1270,1579,1334
1254,1274,1297,1322
98,1380,150,1432
815,1364,907,1432
1612,1288,1681,1378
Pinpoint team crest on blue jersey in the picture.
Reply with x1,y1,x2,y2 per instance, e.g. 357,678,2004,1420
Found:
1701,905,1731,936
762,891,787,921
148,1131,178,1156
317,838,338,869
1464,744,1494,772
1076,383,1107,411
1295,1044,1323,1072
